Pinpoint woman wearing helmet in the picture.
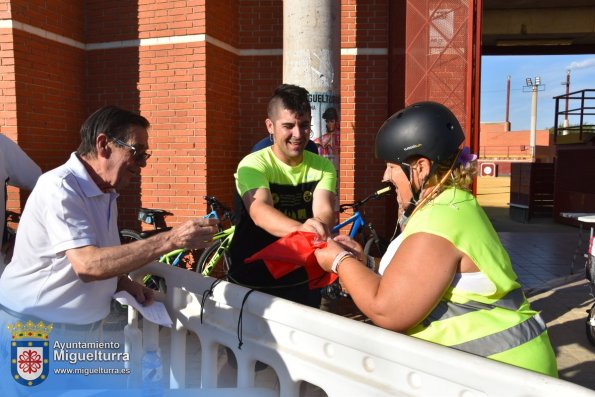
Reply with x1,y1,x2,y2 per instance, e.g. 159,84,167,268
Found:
314,102,557,376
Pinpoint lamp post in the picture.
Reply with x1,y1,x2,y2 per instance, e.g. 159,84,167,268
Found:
523,76,545,160
561,70,571,132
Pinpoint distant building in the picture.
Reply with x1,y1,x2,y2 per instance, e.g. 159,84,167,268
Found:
478,122,554,176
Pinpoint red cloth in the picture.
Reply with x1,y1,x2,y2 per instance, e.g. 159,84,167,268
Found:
244,231,338,289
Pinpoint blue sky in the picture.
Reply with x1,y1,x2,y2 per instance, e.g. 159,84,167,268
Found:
480,54,595,131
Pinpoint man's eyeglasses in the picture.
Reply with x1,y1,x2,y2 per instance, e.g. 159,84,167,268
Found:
110,137,152,162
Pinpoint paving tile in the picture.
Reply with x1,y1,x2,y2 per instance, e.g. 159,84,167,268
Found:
478,176,594,391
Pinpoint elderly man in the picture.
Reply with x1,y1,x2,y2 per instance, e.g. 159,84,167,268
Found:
0,106,220,395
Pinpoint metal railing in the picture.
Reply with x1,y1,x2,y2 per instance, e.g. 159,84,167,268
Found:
553,89,595,142
480,145,531,159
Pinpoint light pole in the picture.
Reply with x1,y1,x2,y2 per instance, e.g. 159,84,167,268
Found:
523,76,545,160
561,70,571,132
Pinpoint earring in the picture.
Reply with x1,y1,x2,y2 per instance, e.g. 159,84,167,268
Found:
269,134,274,143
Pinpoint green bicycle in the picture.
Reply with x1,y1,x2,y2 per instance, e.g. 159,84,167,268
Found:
119,208,202,291
119,195,237,289
195,196,236,280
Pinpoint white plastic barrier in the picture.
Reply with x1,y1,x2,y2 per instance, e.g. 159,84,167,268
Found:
126,261,595,397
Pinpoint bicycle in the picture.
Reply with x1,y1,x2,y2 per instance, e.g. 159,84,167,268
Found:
119,207,201,291
322,185,393,300
195,196,236,280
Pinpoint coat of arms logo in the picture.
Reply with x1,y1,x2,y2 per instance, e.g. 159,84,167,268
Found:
8,320,53,387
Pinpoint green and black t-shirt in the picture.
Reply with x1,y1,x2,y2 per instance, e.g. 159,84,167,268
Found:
228,147,336,290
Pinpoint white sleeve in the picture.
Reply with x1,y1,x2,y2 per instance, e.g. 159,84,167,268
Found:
43,174,97,254
0,134,42,190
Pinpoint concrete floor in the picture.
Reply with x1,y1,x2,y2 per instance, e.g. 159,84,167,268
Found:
477,176,595,391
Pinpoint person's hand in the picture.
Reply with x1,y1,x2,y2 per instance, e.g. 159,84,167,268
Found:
117,277,155,306
299,217,331,241
333,234,364,261
314,238,351,273
170,218,219,250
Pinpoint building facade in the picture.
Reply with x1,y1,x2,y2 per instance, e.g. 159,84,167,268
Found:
1,0,479,237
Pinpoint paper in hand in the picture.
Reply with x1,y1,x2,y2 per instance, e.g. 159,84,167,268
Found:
113,290,173,327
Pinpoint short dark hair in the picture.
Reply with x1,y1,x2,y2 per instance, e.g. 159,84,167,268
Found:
322,107,338,121
267,84,311,120
77,106,150,156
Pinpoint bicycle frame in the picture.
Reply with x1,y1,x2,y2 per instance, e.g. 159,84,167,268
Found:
203,208,220,220
321,186,392,300
332,211,365,239
159,249,187,266
125,198,235,288
332,184,392,241
200,226,235,276
203,195,235,231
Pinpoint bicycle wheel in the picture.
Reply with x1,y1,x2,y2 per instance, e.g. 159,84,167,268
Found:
119,229,143,244
364,236,388,258
587,303,595,347
197,240,229,279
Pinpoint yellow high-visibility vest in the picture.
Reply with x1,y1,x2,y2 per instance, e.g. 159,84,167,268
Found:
401,188,557,376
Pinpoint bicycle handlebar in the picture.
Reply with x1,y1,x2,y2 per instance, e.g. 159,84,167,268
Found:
203,195,234,220
339,184,393,213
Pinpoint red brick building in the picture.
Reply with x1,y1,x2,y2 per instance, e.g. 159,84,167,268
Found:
1,1,480,237
478,122,553,176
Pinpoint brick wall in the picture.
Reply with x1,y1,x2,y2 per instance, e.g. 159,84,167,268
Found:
2,0,85,212
0,21,20,211
136,41,208,226
237,55,282,152
11,0,84,41
205,43,239,210
0,21,17,141
13,30,85,171
237,1,283,152
1,0,440,242
87,0,143,228
204,0,239,211
341,0,393,237
85,1,213,229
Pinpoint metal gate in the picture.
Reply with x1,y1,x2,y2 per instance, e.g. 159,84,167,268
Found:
404,0,481,149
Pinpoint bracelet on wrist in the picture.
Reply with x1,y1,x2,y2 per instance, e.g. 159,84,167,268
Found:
331,250,355,274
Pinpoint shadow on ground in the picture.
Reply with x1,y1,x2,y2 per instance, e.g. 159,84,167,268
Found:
528,279,595,390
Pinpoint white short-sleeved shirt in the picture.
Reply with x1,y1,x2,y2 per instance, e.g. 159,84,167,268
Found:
0,153,120,324
379,233,495,294
0,134,42,262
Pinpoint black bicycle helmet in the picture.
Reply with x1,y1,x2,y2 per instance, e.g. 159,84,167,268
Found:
375,101,465,164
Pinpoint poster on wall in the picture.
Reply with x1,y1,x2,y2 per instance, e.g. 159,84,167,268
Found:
308,92,340,174
308,91,341,218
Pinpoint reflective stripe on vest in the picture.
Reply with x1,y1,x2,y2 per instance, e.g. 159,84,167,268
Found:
423,288,547,357
450,314,546,357
425,288,527,324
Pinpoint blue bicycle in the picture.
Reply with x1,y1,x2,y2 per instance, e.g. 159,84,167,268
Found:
322,185,393,299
